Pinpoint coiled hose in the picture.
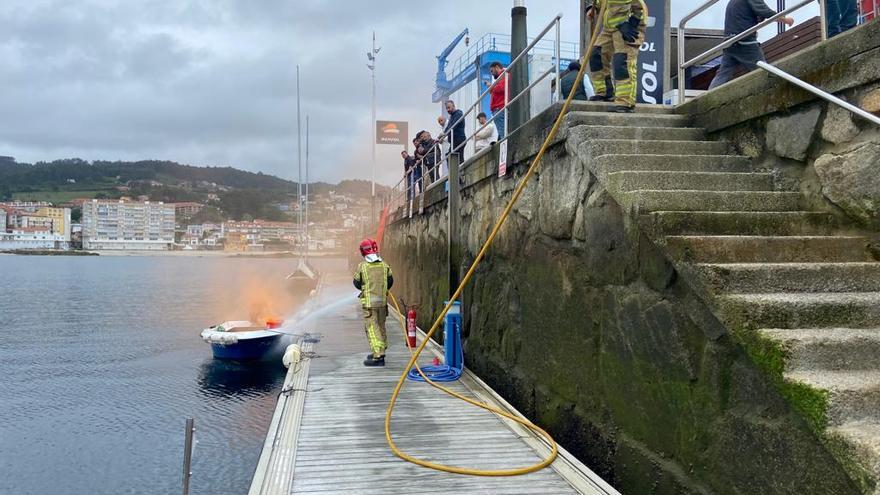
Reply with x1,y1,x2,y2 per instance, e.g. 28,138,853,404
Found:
385,11,606,476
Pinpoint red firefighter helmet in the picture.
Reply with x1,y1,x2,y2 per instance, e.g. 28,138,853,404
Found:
359,238,379,256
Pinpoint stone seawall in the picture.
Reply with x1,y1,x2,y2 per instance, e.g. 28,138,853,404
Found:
383,103,858,493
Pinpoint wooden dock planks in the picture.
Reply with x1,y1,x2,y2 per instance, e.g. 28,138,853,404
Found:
250,304,618,495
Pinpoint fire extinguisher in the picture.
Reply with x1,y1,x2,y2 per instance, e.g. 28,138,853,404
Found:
406,306,418,349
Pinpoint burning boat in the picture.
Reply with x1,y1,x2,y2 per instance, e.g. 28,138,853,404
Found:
200,318,284,360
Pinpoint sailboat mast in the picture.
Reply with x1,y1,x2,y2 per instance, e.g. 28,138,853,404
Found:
296,65,303,258
305,115,310,260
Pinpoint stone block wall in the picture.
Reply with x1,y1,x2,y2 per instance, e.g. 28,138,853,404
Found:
679,21,880,230
383,119,857,494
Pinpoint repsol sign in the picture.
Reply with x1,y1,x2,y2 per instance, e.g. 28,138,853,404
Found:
637,0,667,104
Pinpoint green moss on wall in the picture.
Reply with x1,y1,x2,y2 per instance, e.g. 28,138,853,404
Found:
733,329,829,432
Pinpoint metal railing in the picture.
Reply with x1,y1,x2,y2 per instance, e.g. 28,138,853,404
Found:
388,13,566,217
757,61,880,125
676,0,827,104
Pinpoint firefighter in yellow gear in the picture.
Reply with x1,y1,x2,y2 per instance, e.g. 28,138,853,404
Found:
586,0,648,112
353,238,394,367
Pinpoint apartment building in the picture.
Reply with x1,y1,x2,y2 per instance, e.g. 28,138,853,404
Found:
81,200,175,250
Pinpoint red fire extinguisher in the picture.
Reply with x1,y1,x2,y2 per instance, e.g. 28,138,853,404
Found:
406,306,418,349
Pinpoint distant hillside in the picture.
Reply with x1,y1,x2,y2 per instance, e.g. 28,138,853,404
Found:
0,158,388,203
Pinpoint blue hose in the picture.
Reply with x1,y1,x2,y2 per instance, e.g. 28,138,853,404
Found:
407,340,463,382
407,300,463,382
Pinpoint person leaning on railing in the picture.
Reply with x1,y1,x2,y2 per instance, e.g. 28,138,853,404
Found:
474,112,497,152
586,0,648,113
401,150,417,201
560,60,589,101
708,0,794,89
415,130,439,184
443,100,466,163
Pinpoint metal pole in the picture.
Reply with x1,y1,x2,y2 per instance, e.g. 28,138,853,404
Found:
371,31,377,224
757,61,880,125
778,0,787,34
182,418,194,495
819,0,829,39
510,1,529,132
296,65,303,257
305,115,309,258
677,25,686,105
580,0,591,59
555,18,562,103
447,152,460,301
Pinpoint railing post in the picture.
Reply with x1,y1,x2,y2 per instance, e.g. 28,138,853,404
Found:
677,24,686,105
555,18,562,103
819,0,828,39
447,152,461,301
182,418,194,495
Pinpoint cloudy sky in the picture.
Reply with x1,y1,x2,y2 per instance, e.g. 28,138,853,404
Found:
1,1,818,185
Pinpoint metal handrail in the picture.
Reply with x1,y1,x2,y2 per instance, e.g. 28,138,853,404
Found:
389,13,565,215
676,0,827,104
757,61,880,125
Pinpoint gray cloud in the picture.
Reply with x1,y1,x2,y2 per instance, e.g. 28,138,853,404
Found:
1,0,782,186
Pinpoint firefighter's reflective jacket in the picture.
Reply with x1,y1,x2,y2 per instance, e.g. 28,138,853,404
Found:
353,260,394,308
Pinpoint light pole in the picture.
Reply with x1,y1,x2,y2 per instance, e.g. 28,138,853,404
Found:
366,32,380,221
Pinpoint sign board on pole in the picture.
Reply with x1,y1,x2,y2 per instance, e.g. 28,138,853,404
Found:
376,121,409,147
637,0,669,105
498,139,508,177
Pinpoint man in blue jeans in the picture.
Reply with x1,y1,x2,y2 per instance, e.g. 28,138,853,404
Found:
826,0,859,37
709,0,793,89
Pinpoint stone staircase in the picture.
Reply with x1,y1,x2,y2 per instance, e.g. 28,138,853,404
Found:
564,107,880,493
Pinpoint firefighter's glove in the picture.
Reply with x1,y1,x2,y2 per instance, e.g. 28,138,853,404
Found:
617,16,641,43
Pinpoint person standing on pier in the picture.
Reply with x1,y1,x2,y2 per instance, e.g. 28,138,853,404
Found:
353,238,394,367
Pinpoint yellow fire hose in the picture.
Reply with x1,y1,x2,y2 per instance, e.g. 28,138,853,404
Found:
384,11,607,476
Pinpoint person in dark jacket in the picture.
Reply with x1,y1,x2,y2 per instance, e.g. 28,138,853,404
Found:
826,0,858,37
560,61,588,101
443,100,467,162
416,131,438,183
401,150,418,200
708,0,794,89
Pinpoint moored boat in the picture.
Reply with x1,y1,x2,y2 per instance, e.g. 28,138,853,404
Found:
200,319,284,360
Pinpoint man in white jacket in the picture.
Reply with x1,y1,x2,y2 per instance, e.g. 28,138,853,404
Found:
474,112,496,152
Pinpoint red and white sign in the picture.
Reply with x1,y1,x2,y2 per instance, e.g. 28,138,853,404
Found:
498,139,508,177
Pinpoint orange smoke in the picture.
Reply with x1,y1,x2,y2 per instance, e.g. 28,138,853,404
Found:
212,272,300,325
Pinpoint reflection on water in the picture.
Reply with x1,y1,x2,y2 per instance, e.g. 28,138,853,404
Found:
0,255,346,495
197,358,287,398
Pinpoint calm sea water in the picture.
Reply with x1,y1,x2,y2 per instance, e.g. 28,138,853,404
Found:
0,255,348,495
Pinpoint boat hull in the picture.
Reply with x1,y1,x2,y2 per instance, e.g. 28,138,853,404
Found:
210,334,282,360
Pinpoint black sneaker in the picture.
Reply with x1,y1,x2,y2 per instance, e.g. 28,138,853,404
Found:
610,105,635,113
363,356,385,367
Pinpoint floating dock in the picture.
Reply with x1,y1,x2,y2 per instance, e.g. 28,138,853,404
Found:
250,303,618,494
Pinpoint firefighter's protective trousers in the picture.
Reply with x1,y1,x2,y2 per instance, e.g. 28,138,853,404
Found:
354,260,392,358
588,0,648,107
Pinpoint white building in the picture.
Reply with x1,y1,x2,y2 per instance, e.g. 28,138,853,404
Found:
0,228,67,250
0,205,71,250
81,200,175,250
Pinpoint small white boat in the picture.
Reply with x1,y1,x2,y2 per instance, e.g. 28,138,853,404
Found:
200,319,284,360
